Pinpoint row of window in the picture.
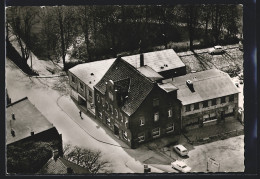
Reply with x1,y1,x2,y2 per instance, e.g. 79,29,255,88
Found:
185,95,235,112
139,109,173,126
71,75,93,98
137,124,174,143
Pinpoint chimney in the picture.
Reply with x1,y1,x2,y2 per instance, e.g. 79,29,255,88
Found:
52,149,59,161
12,113,15,120
31,131,34,136
140,53,144,67
186,80,195,92
67,167,74,174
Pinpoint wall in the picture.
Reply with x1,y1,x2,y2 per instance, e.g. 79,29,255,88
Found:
95,81,182,148
159,66,186,79
181,93,239,130
129,85,181,148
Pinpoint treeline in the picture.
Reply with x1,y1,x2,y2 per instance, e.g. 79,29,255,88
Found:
6,5,242,70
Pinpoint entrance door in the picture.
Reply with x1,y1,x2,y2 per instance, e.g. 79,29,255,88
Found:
78,96,86,106
114,124,119,136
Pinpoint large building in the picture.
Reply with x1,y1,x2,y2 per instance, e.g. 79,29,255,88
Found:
68,49,186,115
68,59,116,115
68,49,240,148
163,69,240,130
6,97,62,150
94,57,182,148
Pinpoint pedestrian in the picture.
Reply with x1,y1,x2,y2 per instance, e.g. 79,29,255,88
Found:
79,110,82,119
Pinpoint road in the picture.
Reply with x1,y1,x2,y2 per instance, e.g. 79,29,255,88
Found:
6,58,177,173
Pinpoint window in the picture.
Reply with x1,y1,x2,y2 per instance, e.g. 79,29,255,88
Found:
229,95,234,102
166,123,174,133
106,102,109,111
194,103,199,110
203,101,209,108
115,109,118,118
140,116,145,126
152,128,160,138
125,117,129,128
221,97,226,104
123,130,128,140
212,98,217,106
120,113,123,122
89,90,92,97
97,94,100,103
106,118,111,126
138,133,145,143
109,91,114,101
98,111,102,119
102,98,105,107
154,112,159,122
153,98,159,107
71,76,75,83
79,82,84,90
185,105,191,112
168,108,172,117
110,105,113,114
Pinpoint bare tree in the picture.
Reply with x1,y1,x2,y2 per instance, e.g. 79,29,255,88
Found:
64,145,112,174
7,6,38,64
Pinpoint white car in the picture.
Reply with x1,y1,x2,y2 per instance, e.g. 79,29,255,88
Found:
208,45,225,55
171,160,191,173
173,144,189,156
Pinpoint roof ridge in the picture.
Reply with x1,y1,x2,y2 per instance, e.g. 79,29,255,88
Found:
175,73,227,87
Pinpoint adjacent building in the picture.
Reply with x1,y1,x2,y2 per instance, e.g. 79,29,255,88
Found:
38,150,90,174
163,69,240,130
6,97,63,155
68,59,116,115
122,49,186,78
94,57,182,148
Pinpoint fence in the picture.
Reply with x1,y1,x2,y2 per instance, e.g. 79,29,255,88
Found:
195,128,244,145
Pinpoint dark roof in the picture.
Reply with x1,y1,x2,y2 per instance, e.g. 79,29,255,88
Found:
163,69,240,105
137,65,163,82
37,157,89,174
95,58,155,116
122,49,185,73
6,97,54,145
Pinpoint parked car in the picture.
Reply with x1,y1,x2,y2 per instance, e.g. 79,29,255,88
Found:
208,45,225,55
171,160,191,173
173,144,189,156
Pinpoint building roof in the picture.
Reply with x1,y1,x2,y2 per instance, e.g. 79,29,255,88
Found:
157,83,178,93
122,49,185,73
163,69,240,105
95,58,155,116
6,97,54,145
137,65,163,82
69,58,116,90
38,157,89,174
